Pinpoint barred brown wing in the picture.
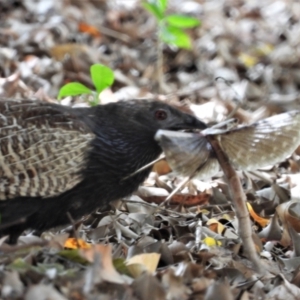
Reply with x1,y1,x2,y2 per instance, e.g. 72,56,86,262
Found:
0,99,94,200
218,111,300,170
156,111,300,179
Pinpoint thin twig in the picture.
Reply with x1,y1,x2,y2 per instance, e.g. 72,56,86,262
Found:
98,26,131,43
215,77,246,120
122,156,165,181
122,199,195,217
157,35,164,93
159,176,191,207
207,135,266,274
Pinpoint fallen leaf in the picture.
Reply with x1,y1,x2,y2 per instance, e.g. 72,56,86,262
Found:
126,253,161,277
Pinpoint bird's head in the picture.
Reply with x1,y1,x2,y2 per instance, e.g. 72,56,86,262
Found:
116,99,207,132
81,99,207,190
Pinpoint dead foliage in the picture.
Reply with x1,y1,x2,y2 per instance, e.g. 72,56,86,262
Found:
1,0,300,299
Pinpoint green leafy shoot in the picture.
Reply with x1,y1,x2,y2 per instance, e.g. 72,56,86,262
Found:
58,82,92,99
160,25,192,49
58,63,115,106
142,2,163,20
90,64,114,94
143,0,201,49
165,15,200,28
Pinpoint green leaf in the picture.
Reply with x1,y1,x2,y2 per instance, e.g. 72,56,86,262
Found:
34,263,65,274
58,249,89,264
58,82,92,99
8,258,32,272
142,1,164,20
90,64,114,93
165,15,201,28
160,25,192,49
113,258,132,276
157,0,167,13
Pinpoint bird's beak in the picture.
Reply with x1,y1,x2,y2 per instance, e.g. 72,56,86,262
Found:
174,114,207,130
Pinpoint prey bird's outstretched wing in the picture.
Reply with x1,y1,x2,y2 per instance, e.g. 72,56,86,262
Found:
156,111,300,179
0,99,94,200
218,111,300,170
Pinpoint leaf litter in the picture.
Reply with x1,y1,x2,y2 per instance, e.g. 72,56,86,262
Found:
2,0,300,299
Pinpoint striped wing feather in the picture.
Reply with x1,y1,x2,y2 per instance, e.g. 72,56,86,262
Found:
156,111,300,179
218,111,300,170
0,99,94,200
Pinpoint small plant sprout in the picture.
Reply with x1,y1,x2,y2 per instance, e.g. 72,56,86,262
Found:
58,64,115,106
142,0,201,92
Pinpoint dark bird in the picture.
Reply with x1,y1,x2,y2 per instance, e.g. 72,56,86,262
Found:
0,98,206,243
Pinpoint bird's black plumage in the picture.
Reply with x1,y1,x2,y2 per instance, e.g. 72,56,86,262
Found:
0,98,206,243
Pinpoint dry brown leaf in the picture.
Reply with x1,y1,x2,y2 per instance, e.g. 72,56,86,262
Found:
132,272,165,300
80,244,124,284
153,160,172,175
277,201,300,233
162,268,191,300
247,202,270,228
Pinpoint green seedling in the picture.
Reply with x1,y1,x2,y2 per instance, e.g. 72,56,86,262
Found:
143,0,200,49
142,0,200,92
58,64,114,106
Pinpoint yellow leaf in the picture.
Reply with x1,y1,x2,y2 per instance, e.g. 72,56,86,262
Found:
255,44,274,56
202,237,221,247
207,218,225,234
247,202,269,227
239,53,258,67
64,238,91,249
198,208,210,214
221,214,231,221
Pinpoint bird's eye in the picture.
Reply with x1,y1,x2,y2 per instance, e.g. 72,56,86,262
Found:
155,109,168,120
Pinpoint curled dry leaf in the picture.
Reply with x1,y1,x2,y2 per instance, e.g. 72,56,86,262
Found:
276,200,300,233
79,244,124,284
258,213,282,242
2,271,24,299
25,284,67,300
266,275,300,299
204,280,234,300
162,268,191,300
126,253,161,278
132,272,166,300
207,218,226,235
155,111,300,178
246,202,270,228
275,200,300,247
